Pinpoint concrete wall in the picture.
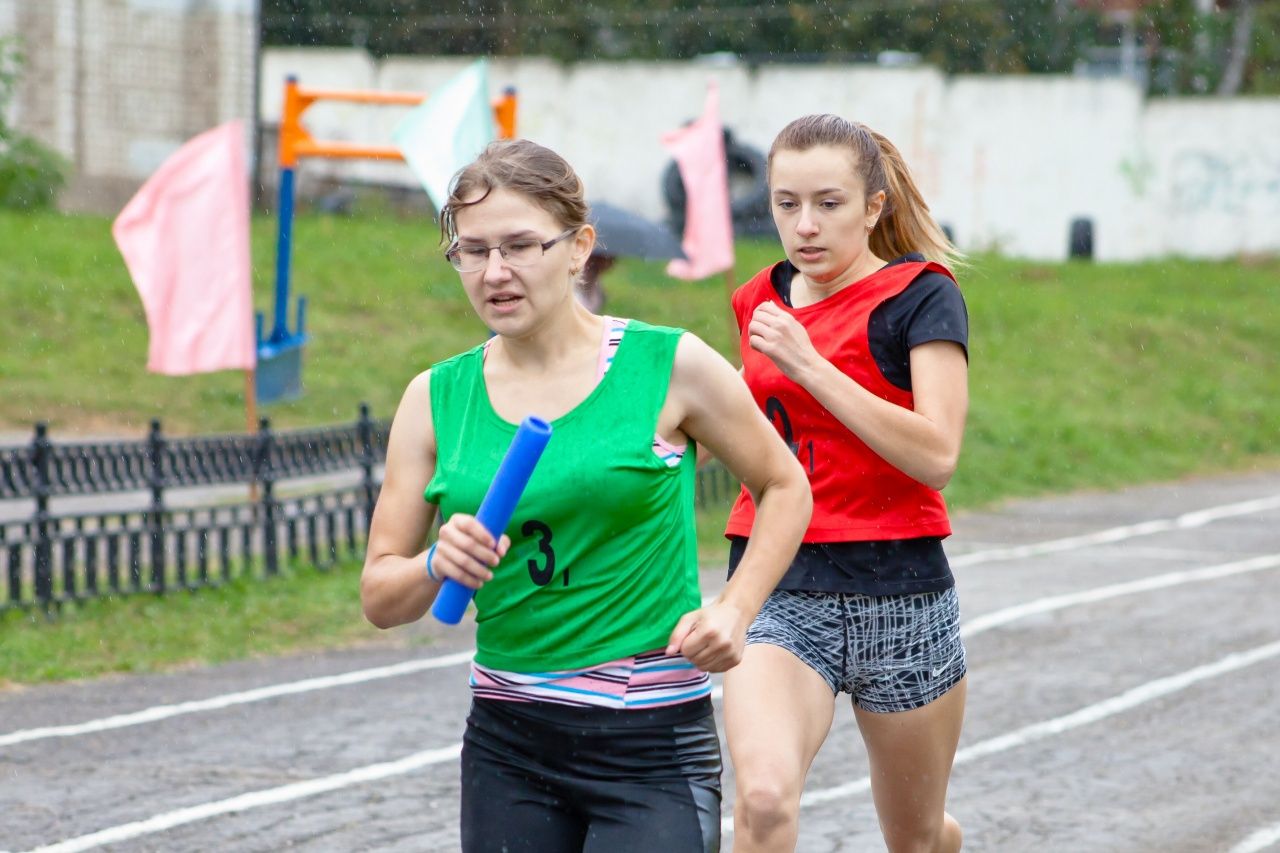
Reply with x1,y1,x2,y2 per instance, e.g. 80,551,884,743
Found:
1,10,1275,263
0,0,255,213
260,48,1280,262
1138,99,1280,257
258,51,957,237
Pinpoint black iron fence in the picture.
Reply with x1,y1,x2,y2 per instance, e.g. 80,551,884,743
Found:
0,409,385,501
0,405,740,613
1,404,388,613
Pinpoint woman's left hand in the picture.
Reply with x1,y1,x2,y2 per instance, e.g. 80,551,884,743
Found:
748,301,819,381
665,601,749,673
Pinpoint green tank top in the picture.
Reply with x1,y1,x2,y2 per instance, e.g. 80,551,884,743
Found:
423,320,700,672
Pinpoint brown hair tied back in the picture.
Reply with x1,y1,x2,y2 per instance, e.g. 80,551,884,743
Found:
440,139,590,245
768,115,963,270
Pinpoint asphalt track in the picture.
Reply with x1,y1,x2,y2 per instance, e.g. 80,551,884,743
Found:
2,469,1278,852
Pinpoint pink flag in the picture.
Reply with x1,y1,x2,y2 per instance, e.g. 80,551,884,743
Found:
112,120,255,375
661,83,735,280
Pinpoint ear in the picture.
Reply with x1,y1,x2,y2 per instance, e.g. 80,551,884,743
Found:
865,190,886,229
570,224,596,272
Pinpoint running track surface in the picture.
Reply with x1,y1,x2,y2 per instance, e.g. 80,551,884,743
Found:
2,470,1278,852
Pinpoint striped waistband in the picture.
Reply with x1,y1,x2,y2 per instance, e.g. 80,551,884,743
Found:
470,648,711,710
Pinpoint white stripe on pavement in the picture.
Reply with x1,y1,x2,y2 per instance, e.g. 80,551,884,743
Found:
723,638,1280,832
0,652,474,748
22,612,1280,849
960,554,1280,638
2,493,1276,752
21,744,463,853
949,494,1280,568
1229,822,1280,853
30,641,1280,853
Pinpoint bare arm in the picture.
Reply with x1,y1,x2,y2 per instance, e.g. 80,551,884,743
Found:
664,334,812,672
359,371,441,628
360,372,520,629
749,301,968,490
693,365,746,467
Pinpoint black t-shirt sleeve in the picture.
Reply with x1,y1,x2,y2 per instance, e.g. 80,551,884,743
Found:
770,260,795,305
868,272,969,392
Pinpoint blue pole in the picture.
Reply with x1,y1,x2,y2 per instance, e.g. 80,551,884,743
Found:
271,166,296,344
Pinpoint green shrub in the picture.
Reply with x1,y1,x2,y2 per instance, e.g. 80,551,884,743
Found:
0,36,69,210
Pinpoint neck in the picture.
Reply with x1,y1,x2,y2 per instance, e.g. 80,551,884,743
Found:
490,300,602,372
795,250,886,307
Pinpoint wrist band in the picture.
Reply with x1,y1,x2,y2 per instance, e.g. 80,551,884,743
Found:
425,543,439,582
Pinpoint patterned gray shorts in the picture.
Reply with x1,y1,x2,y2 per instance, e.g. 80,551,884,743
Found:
745,587,967,713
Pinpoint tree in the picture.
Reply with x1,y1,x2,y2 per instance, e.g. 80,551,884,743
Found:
0,37,69,210
1217,0,1254,95
258,0,1280,95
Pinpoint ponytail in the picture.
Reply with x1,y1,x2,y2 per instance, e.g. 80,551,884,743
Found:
769,115,964,271
869,131,964,270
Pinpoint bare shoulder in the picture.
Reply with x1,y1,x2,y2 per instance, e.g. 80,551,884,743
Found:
385,369,435,462
394,369,433,422
404,368,433,402
671,331,735,387
669,332,751,427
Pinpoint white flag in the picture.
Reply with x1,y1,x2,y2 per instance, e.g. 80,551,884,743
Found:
393,60,496,211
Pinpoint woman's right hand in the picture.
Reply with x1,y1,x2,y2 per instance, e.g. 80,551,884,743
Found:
748,301,821,383
431,515,511,589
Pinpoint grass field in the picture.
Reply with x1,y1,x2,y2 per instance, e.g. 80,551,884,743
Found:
2,208,1277,684
0,560,378,684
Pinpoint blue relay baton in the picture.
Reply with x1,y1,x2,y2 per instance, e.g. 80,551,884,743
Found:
431,416,553,624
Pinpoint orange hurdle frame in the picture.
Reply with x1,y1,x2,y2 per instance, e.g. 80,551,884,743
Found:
257,75,518,404
277,80,518,167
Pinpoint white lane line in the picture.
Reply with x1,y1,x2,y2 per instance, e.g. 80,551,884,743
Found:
18,744,462,853
961,554,1280,638
32,638,1280,853
0,652,474,748
723,638,1280,832
1230,822,1280,853
3,493,1276,750
949,494,1280,568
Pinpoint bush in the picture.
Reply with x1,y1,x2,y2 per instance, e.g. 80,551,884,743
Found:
0,36,69,210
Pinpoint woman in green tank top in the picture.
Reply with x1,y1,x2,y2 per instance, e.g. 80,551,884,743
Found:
360,139,810,853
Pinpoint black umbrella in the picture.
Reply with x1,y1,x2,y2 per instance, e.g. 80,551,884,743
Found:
587,201,686,261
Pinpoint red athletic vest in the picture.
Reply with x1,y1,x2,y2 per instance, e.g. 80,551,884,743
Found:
725,261,956,542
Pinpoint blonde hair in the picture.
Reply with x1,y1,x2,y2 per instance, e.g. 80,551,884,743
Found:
440,139,589,244
768,114,963,270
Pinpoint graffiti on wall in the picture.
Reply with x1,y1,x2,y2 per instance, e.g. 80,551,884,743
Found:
1168,150,1280,215
1118,152,1155,198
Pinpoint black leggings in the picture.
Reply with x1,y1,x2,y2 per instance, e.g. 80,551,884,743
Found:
460,697,722,852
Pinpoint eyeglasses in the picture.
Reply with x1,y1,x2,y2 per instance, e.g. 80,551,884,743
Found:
445,229,577,273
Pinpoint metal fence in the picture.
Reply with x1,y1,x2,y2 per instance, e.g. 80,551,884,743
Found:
0,405,740,613
1,405,387,613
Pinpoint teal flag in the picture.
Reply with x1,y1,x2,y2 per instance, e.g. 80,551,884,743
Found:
393,59,496,211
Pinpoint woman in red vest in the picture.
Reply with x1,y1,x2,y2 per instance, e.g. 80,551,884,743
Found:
723,114,969,852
